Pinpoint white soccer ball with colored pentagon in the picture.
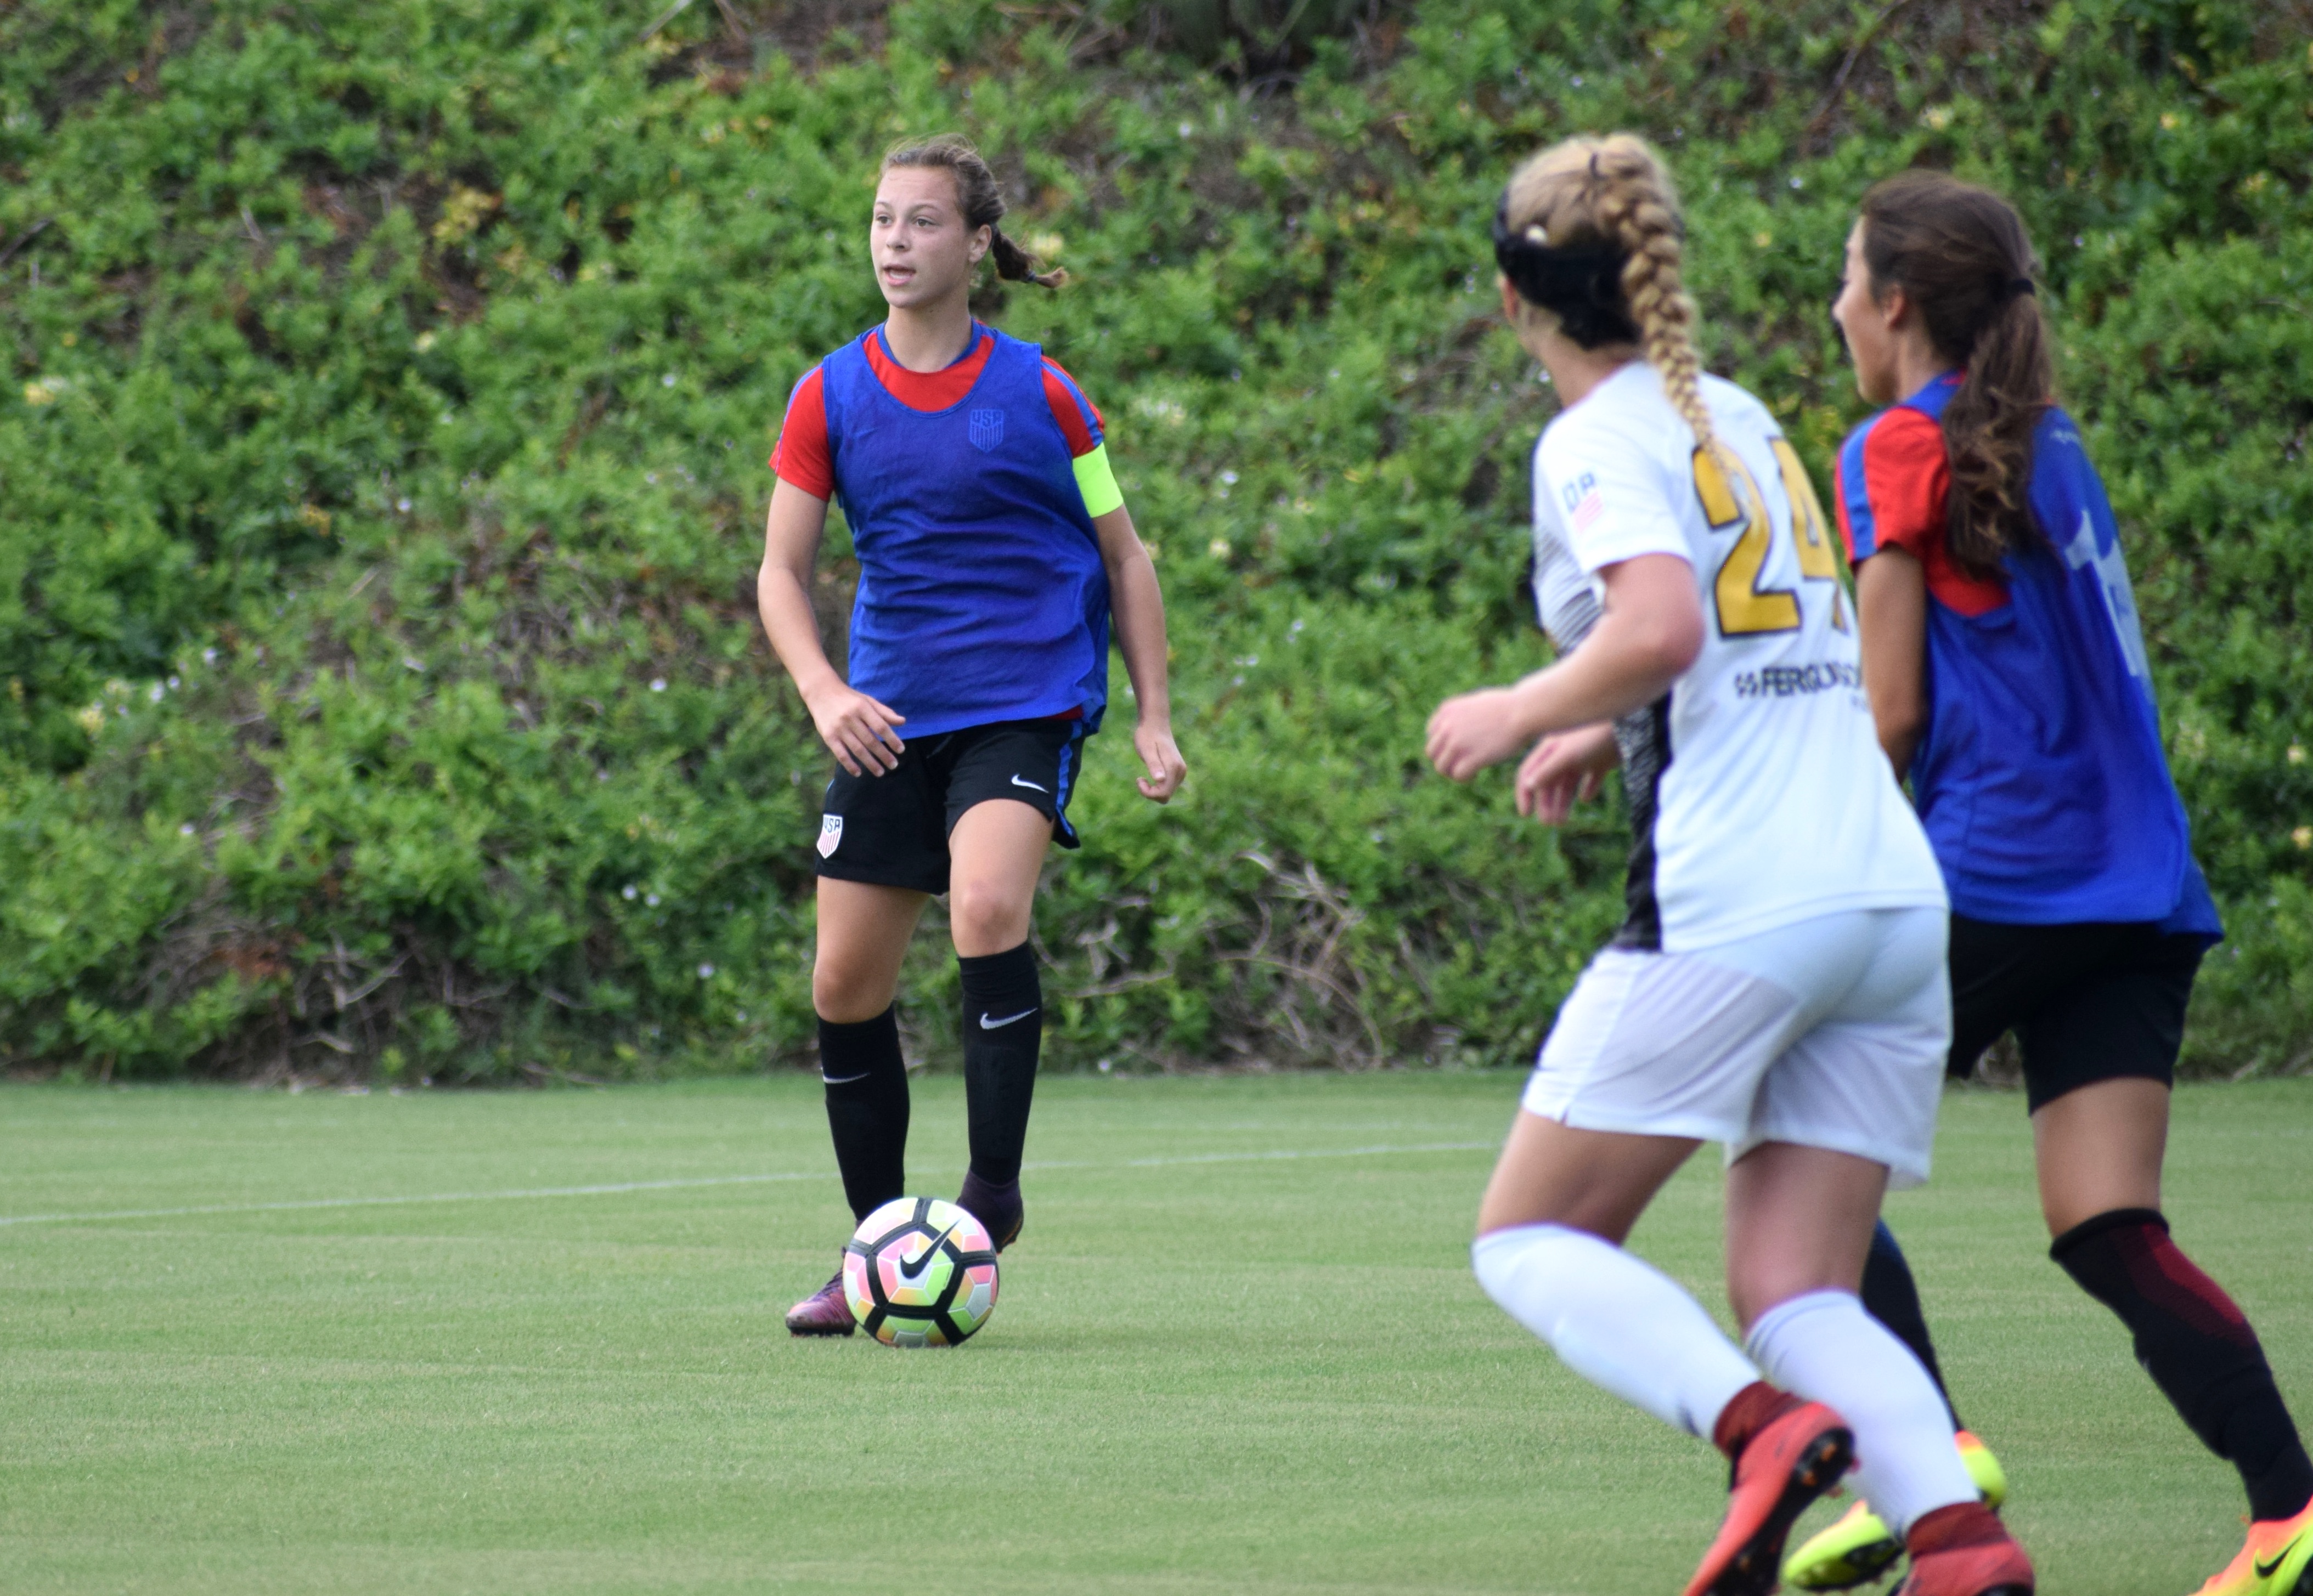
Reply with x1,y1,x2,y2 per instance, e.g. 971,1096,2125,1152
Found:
842,1197,1000,1347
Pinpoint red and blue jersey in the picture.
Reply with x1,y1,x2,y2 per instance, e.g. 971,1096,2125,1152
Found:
772,324,1118,739
1836,371,2219,937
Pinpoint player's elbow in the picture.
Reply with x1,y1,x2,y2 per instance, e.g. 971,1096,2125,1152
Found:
1634,605,1705,681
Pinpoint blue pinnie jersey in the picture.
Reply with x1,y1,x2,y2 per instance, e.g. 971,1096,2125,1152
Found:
1836,371,2220,938
819,325,1111,740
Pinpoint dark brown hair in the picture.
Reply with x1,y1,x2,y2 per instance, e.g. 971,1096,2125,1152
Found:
879,134,1065,290
1859,171,2052,575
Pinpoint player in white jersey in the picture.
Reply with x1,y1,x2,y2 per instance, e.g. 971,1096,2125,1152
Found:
1427,135,2033,1596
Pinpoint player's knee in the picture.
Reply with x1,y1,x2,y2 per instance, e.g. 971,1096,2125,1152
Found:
947,876,1031,954
812,955,892,1024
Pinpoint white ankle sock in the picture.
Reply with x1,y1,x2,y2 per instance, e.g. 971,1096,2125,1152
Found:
1472,1223,1758,1440
1744,1289,1976,1535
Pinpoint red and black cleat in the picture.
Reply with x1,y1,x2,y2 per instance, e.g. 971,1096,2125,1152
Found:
1687,1394,1856,1596
1893,1502,2034,1596
783,1272,855,1337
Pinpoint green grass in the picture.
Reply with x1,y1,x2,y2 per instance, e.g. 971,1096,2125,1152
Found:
2,1073,2308,1595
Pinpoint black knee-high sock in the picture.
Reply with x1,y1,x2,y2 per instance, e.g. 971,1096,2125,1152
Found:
957,942,1040,1189
2053,1207,2313,1523
819,1007,909,1224
1861,1219,1964,1431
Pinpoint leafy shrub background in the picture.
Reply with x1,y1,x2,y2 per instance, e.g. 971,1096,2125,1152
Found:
2,0,2308,1080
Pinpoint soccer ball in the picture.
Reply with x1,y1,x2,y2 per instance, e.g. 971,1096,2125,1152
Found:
842,1196,1000,1347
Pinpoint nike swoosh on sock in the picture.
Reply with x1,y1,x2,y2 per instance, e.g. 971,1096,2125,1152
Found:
979,1008,1037,1029
819,1071,871,1085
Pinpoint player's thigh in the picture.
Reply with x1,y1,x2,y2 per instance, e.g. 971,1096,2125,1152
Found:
1724,1142,1890,1330
2031,1077,2170,1235
813,877,930,1021
945,799,1052,957
1477,1110,1699,1244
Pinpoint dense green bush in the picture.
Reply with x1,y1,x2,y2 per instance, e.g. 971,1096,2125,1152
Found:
2,0,2307,1080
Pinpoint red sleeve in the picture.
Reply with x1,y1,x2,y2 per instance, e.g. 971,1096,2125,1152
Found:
1039,358,1104,459
1850,404,2009,617
770,366,833,499
1856,406,1950,563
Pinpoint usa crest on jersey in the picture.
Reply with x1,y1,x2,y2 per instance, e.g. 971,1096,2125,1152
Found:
968,408,1005,451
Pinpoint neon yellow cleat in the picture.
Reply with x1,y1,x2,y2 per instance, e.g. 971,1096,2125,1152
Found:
1957,1429,2007,1510
2188,1498,2313,1596
1781,1431,2008,1591
1783,1499,1904,1591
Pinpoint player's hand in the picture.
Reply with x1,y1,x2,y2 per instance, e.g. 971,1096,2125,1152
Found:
1514,721,1621,824
1426,688,1531,783
1133,721,1187,803
803,681,906,776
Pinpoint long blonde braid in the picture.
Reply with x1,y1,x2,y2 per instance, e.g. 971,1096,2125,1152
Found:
1502,134,1717,459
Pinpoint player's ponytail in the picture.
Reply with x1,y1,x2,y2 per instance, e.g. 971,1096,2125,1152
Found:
1497,134,1717,462
881,133,1067,290
1857,171,2052,575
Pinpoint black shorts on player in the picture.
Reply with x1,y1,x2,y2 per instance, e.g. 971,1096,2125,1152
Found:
1943,916,2202,1110
814,716,1089,896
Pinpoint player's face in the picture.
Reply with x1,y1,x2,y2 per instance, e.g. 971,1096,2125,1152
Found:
1831,222,1901,405
870,168,988,310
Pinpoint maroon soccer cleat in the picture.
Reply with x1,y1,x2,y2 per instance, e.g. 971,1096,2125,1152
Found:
1686,1395,1855,1596
784,1271,855,1337
1893,1502,2034,1596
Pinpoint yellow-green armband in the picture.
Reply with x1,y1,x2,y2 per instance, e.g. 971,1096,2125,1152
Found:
1072,443,1125,519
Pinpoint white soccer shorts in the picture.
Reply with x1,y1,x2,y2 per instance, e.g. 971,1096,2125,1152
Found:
1521,906,1951,1187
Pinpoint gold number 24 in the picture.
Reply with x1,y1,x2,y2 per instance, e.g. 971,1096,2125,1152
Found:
1693,438,1848,636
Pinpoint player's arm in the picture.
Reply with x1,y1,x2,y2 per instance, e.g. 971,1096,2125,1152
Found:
1513,721,1621,823
1428,554,1701,782
758,479,906,777
1853,547,1928,778
1092,502,1187,803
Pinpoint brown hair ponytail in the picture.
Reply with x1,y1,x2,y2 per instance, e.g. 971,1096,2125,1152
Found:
880,133,1067,290
1499,134,1717,461
1858,171,2052,574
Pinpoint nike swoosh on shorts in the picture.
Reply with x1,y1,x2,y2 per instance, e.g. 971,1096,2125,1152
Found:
979,1009,1037,1029
1009,775,1048,793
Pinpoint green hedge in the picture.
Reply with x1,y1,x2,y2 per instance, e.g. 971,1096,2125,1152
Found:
2,0,2307,1080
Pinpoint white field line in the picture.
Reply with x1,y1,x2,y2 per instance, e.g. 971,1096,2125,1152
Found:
0,1140,1495,1230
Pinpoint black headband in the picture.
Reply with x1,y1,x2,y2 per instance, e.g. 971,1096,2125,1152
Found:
2006,276,2035,298
1490,195,1640,349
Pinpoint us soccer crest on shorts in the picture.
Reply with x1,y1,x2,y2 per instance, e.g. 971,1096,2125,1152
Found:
817,814,843,858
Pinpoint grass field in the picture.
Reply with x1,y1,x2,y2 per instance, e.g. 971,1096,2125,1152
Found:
2,1072,2309,1595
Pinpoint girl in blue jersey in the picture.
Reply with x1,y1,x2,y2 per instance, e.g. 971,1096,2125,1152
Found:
1779,171,2313,1596
757,135,1186,1337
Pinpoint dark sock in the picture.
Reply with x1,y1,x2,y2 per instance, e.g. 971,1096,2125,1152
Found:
958,942,1041,1189
2052,1207,2313,1523
818,1007,909,1224
1861,1219,1964,1431
1712,1379,1802,1461
955,1167,1023,1251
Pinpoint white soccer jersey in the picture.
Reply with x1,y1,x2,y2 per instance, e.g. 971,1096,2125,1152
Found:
1530,361,1945,950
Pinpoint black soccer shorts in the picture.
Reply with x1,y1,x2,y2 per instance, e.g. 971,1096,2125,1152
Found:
813,717,1090,896
1946,916,2208,1112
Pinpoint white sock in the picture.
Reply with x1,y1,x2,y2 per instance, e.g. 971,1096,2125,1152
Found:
1744,1289,1976,1536
1472,1223,1758,1440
